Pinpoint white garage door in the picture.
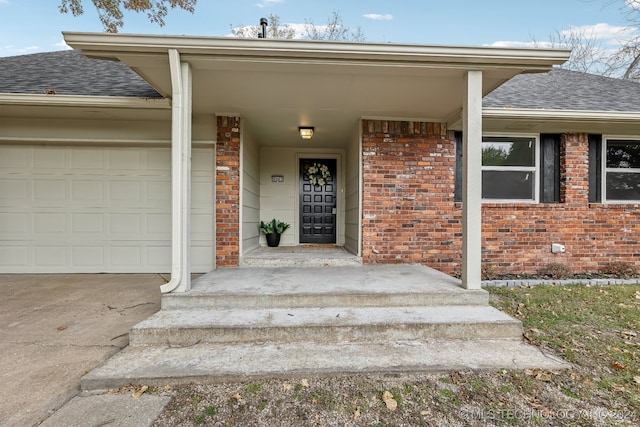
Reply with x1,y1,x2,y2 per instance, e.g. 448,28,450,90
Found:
0,145,215,273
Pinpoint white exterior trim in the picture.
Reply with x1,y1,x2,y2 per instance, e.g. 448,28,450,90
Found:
0,93,169,109
483,108,640,122
462,71,483,290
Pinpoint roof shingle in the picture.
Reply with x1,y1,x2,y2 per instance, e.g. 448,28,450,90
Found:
0,50,161,98
483,68,640,112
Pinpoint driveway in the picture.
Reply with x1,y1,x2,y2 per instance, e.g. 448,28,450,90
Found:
0,274,163,427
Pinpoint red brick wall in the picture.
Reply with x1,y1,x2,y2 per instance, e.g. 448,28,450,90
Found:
215,116,240,267
361,120,462,274
362,120,640,275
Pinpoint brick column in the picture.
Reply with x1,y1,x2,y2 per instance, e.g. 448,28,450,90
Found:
215,116,240,267
560,133,589,206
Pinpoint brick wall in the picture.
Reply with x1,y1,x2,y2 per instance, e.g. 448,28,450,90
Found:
215,116,240,267
361,120,462,274
362,120,640,276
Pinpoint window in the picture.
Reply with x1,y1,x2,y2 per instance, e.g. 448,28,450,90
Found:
481,135,539,202
603,137,640,202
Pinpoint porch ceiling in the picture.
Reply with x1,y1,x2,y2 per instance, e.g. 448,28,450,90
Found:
64,33,570,148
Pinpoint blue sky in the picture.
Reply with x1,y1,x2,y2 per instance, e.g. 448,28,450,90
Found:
0,0,638,57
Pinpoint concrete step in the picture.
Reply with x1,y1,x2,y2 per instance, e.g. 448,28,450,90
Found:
239,246,362,268
163,265,489,310
130,306,522,346
80,339,569,391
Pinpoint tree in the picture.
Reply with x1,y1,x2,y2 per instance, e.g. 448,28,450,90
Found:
59,0,196,33
230,13,296,39
536,1,640,80
231,11,365,42
303,10,365,42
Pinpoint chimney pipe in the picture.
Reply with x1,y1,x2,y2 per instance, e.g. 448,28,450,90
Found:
258,17,268,38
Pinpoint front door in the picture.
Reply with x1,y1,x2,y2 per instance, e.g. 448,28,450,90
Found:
299,158,337,244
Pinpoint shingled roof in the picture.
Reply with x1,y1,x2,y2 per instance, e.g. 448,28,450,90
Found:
2,50,640,113
484,68,640,112
0,50,162,98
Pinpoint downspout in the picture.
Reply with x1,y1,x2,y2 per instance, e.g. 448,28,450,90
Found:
161,49,192,293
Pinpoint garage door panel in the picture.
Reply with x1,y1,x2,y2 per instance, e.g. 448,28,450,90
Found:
71,213,104,234
33,179,66,201
33,213,66,234
0,213,28,233
0,245,28,267
72,246,105,267
34,148,66,169
71,180,104,203
1,146,215,273
70,148,105,170
0,179,28,203
34,246,66,266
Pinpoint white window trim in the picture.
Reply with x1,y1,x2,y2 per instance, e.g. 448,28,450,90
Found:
481,133,540,203
602,135,640,204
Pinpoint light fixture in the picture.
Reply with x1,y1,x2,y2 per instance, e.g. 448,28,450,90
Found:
298,126,314,140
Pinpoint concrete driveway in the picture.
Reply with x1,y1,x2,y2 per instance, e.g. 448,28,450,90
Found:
0,274,163,427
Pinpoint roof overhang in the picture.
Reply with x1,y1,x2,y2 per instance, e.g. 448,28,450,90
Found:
481,108,640,135
63,33,570,147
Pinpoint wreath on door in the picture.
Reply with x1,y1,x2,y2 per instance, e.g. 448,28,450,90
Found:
305,162,331,186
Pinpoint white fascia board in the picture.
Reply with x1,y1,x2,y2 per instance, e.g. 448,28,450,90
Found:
63,32,570,70
0,93,170,109
483,108,640,123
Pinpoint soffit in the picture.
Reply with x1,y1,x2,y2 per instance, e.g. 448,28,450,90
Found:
64,33,570,148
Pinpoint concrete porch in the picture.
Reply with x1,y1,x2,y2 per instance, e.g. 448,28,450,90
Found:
81,264,567,390
239,245,362,268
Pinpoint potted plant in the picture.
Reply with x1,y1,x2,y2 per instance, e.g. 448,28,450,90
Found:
259,218,291,247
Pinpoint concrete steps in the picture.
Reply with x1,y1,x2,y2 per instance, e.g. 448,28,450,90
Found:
130,306,522,346
80,265,568,391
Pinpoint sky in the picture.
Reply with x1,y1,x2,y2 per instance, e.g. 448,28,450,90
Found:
0,0,639,57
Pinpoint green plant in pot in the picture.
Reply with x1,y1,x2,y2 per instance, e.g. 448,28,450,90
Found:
259,218,291,247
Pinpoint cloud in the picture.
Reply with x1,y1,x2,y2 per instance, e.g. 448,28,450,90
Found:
54,39,72,50
0,0,9,4
256,0,284,8
363,13,393,21
626,0,640,10
486,41,541,48
559,23,637,45
0,45,41,56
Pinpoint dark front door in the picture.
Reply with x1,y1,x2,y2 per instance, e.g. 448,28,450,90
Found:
299,159,337,244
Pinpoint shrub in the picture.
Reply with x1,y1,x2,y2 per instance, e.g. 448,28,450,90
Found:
538,262,573,279
599,261,638,278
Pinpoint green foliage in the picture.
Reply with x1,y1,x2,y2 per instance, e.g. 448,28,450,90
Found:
259,218,291,235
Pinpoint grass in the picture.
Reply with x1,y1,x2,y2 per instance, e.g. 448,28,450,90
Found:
489,283,640,414
153,283,640,426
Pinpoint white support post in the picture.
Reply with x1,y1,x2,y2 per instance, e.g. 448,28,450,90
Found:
461,70,483,290
161,50,192,294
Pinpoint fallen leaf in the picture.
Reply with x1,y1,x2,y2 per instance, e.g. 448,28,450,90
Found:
612,362,628,371
231,393,242,401
353,407,361,420
633,376,640,384
612,384,626,392
535,372,551,382
300,379,309,388
420,409,431,416
57,325,67,331
132,385,148,398
382,391,398,411
283,383,293,391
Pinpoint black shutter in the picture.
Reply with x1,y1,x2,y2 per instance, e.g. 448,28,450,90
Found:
540,134,561,203
588,134,602,203
454,131,463,202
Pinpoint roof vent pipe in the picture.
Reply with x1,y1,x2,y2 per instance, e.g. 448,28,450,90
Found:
258,18,268,38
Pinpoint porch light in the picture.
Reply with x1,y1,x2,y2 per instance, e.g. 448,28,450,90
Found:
299,126,314,140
